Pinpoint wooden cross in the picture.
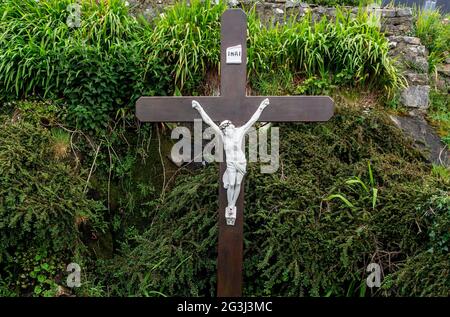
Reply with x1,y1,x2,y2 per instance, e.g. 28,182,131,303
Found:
136,9,334,297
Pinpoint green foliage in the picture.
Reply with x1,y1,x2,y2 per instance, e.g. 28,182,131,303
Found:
60,40,149,132
150,0,225,93
384,91,401,111
0,0,167,133
382,191,450,296
93,107,448,296
414,8,450,73
427,89,450,146
0,0,402,132
6,247,62,297
248,7,402,95
424,192,450,253
298,0,375,5
0,114,106,295
382,251,449,297
326,161,378,210
295,76,335,95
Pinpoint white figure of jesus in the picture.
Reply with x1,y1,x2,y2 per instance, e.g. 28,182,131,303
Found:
192,98,270,225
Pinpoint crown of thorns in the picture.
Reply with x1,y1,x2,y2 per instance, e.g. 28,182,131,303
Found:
219,121,232,130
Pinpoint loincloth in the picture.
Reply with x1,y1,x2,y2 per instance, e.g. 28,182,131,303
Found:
223,161,247,186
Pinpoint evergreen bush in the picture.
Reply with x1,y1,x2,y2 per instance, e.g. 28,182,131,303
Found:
0,111,106,296
93,107,449,296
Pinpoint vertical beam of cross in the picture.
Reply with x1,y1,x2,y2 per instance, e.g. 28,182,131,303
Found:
220,9,247,101
216,9,246,297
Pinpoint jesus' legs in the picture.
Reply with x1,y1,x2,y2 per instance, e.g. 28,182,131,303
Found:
227,187,234,208
224,168,237,208
230,173,244,208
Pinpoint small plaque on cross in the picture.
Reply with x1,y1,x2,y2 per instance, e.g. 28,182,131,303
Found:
226,44,242,64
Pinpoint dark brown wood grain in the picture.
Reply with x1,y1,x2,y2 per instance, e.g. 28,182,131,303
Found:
216,9,246,297
136,96,334,124
217,161,244,297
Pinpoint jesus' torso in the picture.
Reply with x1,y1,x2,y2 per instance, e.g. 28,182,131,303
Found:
221,127,246,163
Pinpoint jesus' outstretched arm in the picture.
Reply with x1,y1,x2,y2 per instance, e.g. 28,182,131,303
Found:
192,100,222,135
241,98,270,132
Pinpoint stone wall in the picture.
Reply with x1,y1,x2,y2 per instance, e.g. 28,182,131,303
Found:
388,35,430,111
129,1,414,36
237,1,414,36
437,53,450,92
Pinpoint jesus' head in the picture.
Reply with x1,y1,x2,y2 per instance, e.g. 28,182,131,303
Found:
219,120,235,135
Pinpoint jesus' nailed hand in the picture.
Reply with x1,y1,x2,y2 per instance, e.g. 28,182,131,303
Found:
192,98,270,225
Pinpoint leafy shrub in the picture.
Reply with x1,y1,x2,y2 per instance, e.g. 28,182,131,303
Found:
93,107,448,296
0,112,106,295
382,191,449,296
0,0,167,133
60,41,147,132
382,251,449,297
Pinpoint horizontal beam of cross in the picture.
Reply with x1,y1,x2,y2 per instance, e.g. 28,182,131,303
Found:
136,96,334,125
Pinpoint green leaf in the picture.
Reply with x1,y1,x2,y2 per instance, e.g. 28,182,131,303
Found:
325,194,354,208
34,286,42,295
345,177,369,193
37,275,46,283
41,263,50,271
368,161,374,187
372,188,378,209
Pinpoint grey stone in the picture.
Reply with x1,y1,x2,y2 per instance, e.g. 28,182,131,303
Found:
410,56,429,73
327,8,336,18
407,45,426,56
285,0,294,8
402,36,421,45
388,41,397,49
400,85,430,109
388,16,413,25
299,2,309,8
274,7,284,15
227,0,239,7
396,8,412,17
285,0,301,8
438,63,450,77
387,35,401,42
381,9,396,17
315,6,326,14
390,115,450,166
404,72,429,85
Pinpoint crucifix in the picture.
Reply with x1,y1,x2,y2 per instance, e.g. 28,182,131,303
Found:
136,9,334,297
